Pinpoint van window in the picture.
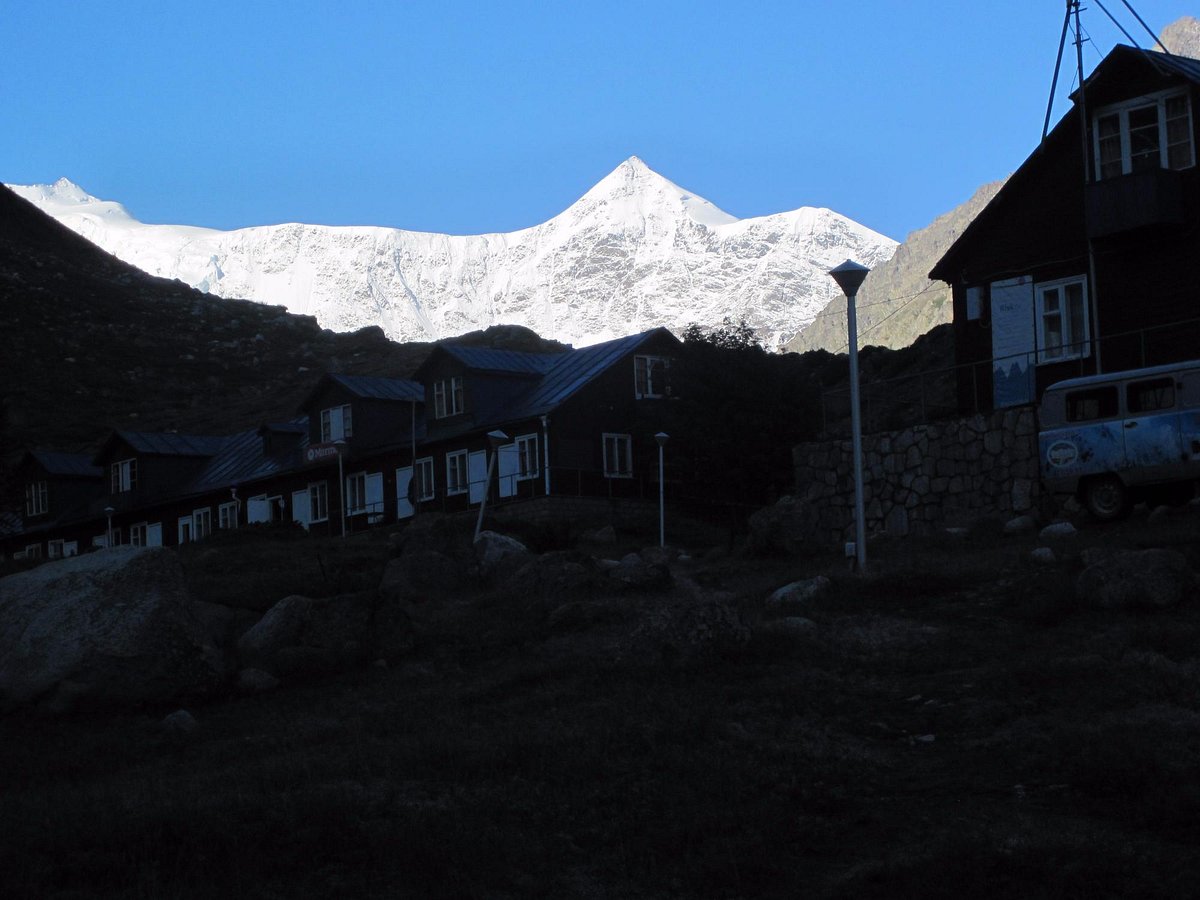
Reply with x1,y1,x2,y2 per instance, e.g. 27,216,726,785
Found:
1066,386,1118,422
1127,377,1175,413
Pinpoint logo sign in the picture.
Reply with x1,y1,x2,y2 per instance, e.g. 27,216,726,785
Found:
1046,440,1078,468
305,443,341,465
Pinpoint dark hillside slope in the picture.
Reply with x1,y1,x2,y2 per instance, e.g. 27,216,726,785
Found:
0,184,429,455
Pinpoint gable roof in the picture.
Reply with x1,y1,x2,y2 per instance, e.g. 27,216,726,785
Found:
94,430,225,464
415,345,561,379
25,450,102,479
187,418,311,495
326,373,425,403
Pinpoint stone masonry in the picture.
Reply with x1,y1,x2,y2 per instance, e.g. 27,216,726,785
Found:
793,406,1039,545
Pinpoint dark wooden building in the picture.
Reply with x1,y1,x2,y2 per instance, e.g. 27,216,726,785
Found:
930,46,1200,412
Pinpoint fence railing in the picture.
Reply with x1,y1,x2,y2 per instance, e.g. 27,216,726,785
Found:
818,314,1200,436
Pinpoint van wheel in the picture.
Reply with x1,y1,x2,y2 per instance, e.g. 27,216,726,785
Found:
1083,475,1129,521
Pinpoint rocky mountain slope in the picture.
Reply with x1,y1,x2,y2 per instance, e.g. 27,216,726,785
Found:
8,157,897,349
785,180,1006,353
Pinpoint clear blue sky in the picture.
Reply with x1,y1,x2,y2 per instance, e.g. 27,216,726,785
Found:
4,1,1195,241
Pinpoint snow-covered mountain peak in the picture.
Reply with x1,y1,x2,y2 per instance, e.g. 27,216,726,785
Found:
7,162,897,348
577,157,738,229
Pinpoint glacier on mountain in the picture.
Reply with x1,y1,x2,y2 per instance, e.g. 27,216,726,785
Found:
9,158,897,348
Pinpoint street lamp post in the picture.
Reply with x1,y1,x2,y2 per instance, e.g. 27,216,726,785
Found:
829,259,871,573
475,430,509,541
334,439,347,538
655,432,669,548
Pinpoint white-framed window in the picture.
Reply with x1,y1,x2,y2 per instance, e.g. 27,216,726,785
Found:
346,471,367,514
1094,88,1194,180
634,355,670,399
515,434,539,480
218,501,238,530
415,457,435,500
48,539,64,559
130,522,148,547
433,376,465,419
1036,276,1090,363
446,449,469,495
111,458,137,493
193,508,212,541
310,482,329,522
603,433,633,478
25,481,48,516
25,543,42,560
177,516,193,544
320,404,353,442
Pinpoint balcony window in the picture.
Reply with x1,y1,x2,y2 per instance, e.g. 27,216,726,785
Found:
1095,89,1194,179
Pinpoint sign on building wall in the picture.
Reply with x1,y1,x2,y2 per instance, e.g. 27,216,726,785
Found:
990,276,1035,408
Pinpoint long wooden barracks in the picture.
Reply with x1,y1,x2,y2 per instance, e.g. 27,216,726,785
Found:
3,328,680,561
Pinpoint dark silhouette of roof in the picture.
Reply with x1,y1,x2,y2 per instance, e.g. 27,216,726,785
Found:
27,450,102,479
326,374,424,403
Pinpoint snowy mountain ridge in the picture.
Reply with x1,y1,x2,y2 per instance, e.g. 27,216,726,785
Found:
9,158,897,348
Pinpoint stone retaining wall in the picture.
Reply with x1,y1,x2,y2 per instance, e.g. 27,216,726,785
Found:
793,406,1040,545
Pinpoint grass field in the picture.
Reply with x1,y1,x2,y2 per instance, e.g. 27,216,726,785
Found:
2,512,1200,898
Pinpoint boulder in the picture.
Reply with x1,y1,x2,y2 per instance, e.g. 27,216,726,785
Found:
474,530,533,580
1039,522,1077,541
626,584,749,666
582,524,618,544
759,616,819,637
236,668,280,693
236,594,313,669
1030,547,1057,565
1075,549,1197,610
0,547,226,711
608,552,671,592
765,575,831,611
1003,515,1037,536
236,591,384,674
747,496,821,555
162,709,199,736
510,551,605,606
379,549,466,600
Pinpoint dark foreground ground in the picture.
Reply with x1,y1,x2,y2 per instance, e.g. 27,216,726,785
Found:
3,510,1200,899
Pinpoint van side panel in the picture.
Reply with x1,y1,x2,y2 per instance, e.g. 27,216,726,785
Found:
1039,421,1125,494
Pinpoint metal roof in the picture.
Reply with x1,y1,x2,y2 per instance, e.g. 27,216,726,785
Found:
327,374,425,403
428,328,678,439
187,420,311,495
435,345,561,375
1042,359,1200,394
114,430,226,457
29,450,102,478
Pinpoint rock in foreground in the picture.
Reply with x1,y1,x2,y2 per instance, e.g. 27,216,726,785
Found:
0,548,226,711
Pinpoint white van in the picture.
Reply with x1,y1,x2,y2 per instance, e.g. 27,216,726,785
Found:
1038,360,1200,519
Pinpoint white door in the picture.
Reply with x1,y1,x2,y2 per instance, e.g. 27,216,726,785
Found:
366,472,384,523
146,523,163,547
497,443,519,498
396,466,414,519
247,496,270,524
177,517,192,544
292,489,311,530
468,450,488,504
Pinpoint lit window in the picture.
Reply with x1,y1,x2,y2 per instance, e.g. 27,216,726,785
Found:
25,481,48,516
446,450,469,495
1036,277,1089,363
346,472,367,513
434,377,465,418
193,508,212,541
111,458,137,493
634,355,670,399
515,434,538,480
603,433,632,478
1094,89,1194,179
414,458,435,500
310,482,329,522
320,404,353,442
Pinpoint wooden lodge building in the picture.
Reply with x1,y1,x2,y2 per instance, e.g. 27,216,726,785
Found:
931,45,1200,412
2,328,681,561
